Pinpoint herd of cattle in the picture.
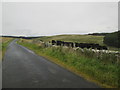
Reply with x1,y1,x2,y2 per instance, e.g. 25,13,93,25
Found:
51,40,108,50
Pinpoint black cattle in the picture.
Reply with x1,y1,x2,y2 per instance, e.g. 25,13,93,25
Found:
71,42,74,48
62,41,65,46
88,43,94,48
64,42,70,47
56,40,61,46
84,43,91,49
101,46,108,50
68,42,74,48
91,44,100,49
78,43,90,49
78,43,85,49
61,41,64,46
59,41,73,48
96,45,108,50
96,46,102,50
75,43,79,47
51,40,108,50
51,40,56,45
56,40,63,46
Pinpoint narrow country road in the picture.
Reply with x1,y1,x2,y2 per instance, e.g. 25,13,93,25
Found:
2,40,100,88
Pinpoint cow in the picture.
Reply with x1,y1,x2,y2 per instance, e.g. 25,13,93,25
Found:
75,43,79,47
52,40,56,45
56,40,63,46
64,42,70,47
101,46,108,50
79,43,85,49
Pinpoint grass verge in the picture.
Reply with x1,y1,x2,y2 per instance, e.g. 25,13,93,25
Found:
0,37,14,60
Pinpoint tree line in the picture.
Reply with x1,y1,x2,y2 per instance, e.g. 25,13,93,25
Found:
103,31,120,48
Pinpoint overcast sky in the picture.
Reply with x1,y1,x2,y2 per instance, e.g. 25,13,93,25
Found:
2,2,118,36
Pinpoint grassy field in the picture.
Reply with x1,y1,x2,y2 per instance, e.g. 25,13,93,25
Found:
33,34,119,51
37,34,104,45
18,34,120,88
0,37,14,60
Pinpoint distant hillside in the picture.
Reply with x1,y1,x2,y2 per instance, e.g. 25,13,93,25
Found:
88,33,109,36
36,34,104,45
103,31,120,48
1,35,43,39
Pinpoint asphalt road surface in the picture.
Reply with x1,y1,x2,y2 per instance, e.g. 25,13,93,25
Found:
2,40,100,88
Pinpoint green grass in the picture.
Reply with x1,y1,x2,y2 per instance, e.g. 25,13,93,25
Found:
0,37,14,60
37,35,104,45
18,40,120,88
33,34,119,51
